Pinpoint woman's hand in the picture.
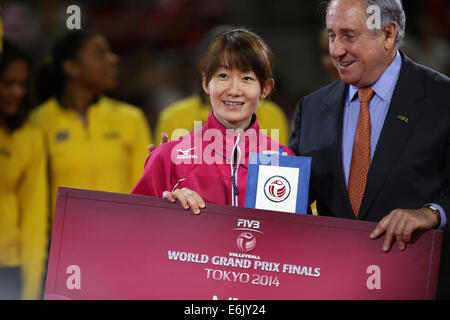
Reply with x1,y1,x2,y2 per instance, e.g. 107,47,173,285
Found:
163,188,206,215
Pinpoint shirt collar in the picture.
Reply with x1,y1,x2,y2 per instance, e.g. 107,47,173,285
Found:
203,111,261,157
205,111,259,136
348,50,402,103
56,94,103,109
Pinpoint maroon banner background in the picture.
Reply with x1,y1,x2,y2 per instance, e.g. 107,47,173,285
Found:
44,187,443,300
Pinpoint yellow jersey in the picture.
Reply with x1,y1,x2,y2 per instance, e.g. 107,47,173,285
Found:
155,94,289,145
0,123,48,299
29,96,152,219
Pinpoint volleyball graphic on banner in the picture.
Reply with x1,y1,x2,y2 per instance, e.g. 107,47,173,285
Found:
236,232,257,253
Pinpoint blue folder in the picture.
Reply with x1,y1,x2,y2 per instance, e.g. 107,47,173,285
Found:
245,152,311,214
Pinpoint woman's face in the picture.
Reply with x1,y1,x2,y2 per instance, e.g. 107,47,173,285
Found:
0,60,28,117
68,35,119,93
203,65,273,130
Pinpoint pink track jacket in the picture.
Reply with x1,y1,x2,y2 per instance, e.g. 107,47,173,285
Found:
132,112,295,207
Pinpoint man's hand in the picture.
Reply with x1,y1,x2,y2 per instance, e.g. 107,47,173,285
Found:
162,188,206,215
369,208,439,252
147,133,169,153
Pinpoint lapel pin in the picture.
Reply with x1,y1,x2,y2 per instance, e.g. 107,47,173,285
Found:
397,115,409,124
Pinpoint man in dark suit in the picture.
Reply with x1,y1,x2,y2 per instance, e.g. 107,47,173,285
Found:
289,0,449,297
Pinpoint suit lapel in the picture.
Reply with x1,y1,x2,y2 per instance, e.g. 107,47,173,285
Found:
323,81,356,220
358,55,426,220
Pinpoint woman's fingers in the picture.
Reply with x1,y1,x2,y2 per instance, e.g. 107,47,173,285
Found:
166,188,206,215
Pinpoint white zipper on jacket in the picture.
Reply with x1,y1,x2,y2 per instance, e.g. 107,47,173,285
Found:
231,134,242,207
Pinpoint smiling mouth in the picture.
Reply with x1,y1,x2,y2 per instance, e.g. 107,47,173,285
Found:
223,101,244,107
338,61,356,70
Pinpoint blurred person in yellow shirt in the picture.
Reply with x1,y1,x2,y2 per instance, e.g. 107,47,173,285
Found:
30,30,152,222
0,40,48,300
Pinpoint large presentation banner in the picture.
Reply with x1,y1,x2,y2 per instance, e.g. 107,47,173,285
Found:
45,187,443,300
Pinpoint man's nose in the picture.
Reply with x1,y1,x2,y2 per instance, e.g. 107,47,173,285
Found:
329,38,346,59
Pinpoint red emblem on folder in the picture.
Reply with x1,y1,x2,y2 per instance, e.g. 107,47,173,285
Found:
264,176,291,202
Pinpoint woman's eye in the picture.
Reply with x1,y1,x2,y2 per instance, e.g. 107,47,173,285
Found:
217,73,228,79
243,76,253,81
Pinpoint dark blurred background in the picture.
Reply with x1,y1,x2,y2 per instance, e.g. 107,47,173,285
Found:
2,0,449,134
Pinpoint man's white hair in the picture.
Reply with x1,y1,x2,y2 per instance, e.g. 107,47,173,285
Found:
326,0,406,47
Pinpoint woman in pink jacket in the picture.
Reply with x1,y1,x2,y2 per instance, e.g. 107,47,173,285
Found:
132,27,295,212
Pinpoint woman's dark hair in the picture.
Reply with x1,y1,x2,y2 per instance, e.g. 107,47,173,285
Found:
0,39,31,133
201,27,274,91
35,30,99,104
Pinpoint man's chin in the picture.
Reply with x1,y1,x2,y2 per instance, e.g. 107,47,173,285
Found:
339,76,354,85
338,74,363,87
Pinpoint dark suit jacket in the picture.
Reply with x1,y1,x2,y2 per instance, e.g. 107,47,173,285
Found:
289,52,450,298
289,52,450,223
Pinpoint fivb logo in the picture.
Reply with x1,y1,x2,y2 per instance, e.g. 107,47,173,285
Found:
237,219,260,230
233,219,263,253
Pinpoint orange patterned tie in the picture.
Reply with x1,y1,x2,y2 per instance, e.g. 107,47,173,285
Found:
348,87,375,218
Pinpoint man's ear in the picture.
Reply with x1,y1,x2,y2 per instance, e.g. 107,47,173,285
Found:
202,74,210,95
384,21,398,50
261,78,275,99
